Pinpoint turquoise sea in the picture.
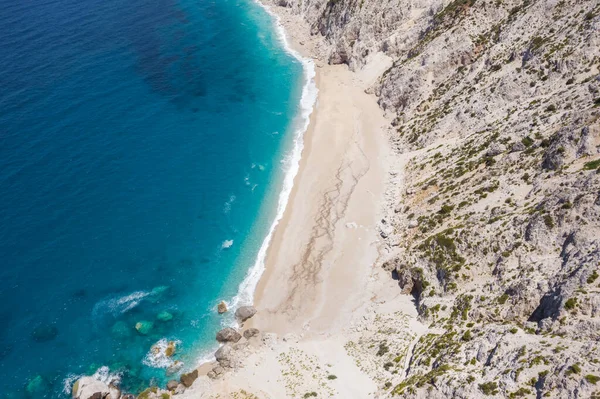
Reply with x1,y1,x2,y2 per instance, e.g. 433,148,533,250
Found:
0,0,315,396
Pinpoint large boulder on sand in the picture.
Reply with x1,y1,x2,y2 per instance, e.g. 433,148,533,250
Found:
72,377,120,399
179,369,199,388
215,344,235,368
166,380,179,391
235,306,257,322
243,328,260,339
216,327,242,343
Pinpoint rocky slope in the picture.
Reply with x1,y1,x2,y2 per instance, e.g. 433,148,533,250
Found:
272,0,600,397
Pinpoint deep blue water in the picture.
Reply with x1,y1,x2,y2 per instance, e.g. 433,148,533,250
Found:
0,0,304,396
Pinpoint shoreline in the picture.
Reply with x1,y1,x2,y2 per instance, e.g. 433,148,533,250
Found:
72,2,403,397
226,0,318,314
250,5,393,337
171,4,422,396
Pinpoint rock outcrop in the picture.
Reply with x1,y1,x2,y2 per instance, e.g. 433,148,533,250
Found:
215,327,242,343
243,328,260,339
179,369,198,388
234,306,257,322
72,377,120,399
266,0,600,397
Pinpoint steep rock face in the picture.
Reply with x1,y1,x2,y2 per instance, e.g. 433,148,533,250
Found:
266,0,600,397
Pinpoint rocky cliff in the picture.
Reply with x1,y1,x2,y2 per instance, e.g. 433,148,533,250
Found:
271,0,600,397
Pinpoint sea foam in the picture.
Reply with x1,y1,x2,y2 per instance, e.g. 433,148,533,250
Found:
227,0,318,314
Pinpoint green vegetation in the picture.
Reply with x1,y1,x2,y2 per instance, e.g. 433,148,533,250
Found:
583,159,600,170
327,375,337,380
564,298,577,310
567,364,581,376
498,293,509,304
479,381,499,395
587,270,599,284
544,214,555,229
138,387,159,399
586,375,600,385
462,330,473,341
303,392,318,398
377,341,390,356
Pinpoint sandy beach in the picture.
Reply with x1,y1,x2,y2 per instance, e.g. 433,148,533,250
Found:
174,5,424,398
251,22,391,337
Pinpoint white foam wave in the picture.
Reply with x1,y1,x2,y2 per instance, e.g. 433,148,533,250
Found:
62,366,122,395
223,195,236,214
92,290,151,319
227,0,318,313
221,239,234,249
143,338,183,369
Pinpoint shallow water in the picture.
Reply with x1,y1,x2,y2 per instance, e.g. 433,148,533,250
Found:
0,0,304,396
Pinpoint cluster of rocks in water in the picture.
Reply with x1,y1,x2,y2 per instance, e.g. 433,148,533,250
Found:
71,305,258,399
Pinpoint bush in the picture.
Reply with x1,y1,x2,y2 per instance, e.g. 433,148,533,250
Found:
303,393,317,398
543,215,555,229
479,381,499,395
377,342,389,356
585,374,600,384
327,374,337,380
587,271,599,284
564,298,577,310
439,204,455,215
462,330,473,341
498,293,509,304
522,136,534,147
567,364,581,376
583,159,600,170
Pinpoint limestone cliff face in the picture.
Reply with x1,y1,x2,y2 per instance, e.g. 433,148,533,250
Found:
270,0,600,397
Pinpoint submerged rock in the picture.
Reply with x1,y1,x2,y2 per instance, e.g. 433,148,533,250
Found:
217,301,228,314
166,360,183,375
148,286,169,303
31,324,58,342
216,327,242,343
234,306,257,322
165,341,176,357
179,369,199,388
135,321,153,335
156,311,173,322
110,321,131,338
26,375,48,396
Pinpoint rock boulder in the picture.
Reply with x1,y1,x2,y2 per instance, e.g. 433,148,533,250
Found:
216,327,242,343
179,369,198,388
243,328,260,339
234,306,257,322
72,377,120,399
